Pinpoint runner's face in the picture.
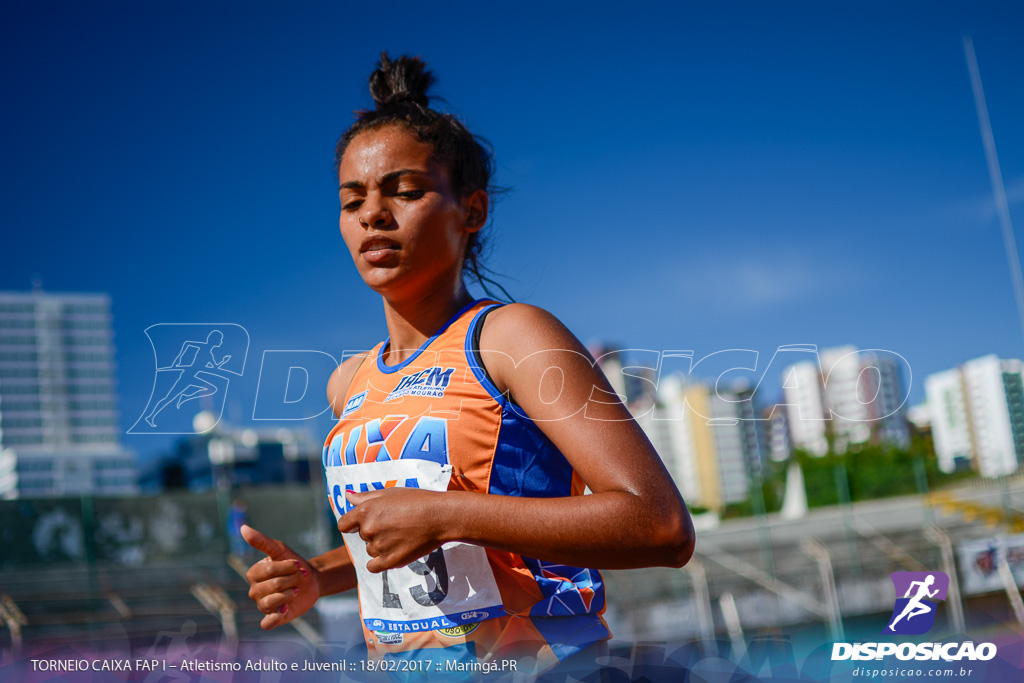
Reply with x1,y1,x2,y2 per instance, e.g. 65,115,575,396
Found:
338,126,473,298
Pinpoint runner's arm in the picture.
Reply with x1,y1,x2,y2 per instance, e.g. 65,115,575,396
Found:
238,354,372,630
340,304,694,571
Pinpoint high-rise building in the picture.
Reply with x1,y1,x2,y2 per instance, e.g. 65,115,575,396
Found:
634,375,755,512
820,346,873,450
926,355,1024,477
0,290,136,498
861,350,912,449
682,385,725,510
780,358,829,455
781,345,909,456
762,405,792,462
707,384,762,503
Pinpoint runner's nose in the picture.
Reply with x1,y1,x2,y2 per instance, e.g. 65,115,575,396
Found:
359,195,392,229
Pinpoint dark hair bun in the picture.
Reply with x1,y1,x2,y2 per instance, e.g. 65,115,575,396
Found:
369,52,434,110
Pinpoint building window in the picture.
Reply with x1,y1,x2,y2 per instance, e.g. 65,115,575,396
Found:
70,417,118,427
4,435,44,445
62,335,109,347
71,434,116,444
68,401,116,411
0,401,43,412
0,385,41,395
66,368,112,378
0,351,39,362
60,320,108,331
16,460,53,472
0,336,37,345
0,368,40,378
1,418,45,429
0,303,35,313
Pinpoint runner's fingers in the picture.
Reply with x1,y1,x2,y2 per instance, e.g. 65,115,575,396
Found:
248,571,301,601
266,572,302,594
257,591,291,615
260,608,292,631
338,506,374,538
336,512,360,535
246,559,301,584
364,537,395,559
352,522,376,545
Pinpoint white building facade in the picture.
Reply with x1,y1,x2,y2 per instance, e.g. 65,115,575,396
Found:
781,359,829,455
782,345,909,456
926,355,1024,477
0,291,136,498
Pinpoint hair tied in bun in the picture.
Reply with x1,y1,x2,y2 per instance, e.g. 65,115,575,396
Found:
369,51,432,110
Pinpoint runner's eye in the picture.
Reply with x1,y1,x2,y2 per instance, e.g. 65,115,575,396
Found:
342,200,364,212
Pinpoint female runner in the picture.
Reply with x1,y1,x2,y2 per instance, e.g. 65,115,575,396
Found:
242,53,695,672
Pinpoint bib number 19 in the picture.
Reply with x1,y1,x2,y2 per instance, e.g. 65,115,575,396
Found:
381,548,449,609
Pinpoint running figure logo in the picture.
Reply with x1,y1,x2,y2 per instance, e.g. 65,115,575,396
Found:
130,324,249,434
884,571,949,635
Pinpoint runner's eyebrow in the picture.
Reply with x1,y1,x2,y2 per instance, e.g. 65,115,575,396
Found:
339,169,430,191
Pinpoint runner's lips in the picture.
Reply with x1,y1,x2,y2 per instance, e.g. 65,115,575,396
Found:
360,237,400,253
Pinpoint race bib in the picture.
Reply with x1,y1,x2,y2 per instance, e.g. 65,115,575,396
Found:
324,459,505,633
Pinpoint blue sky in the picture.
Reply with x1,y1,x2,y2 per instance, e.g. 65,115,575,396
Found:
3,2,1023,463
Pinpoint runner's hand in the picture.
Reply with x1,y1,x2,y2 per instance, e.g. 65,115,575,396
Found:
241,525,321,630
339,488,447,573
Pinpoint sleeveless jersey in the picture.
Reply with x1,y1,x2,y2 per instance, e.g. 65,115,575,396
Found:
322,299,609,667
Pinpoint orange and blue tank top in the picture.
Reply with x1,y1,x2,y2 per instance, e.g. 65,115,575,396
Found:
321,299,610,667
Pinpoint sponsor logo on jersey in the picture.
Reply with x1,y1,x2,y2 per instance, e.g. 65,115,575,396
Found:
437,623,480,638
342,390,367,416
324,416,450,469
375,631,404,645
384,366,455,402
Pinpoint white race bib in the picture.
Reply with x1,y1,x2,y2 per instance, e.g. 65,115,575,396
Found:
325,459,505,633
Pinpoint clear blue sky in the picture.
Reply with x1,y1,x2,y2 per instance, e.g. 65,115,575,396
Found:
3,2,1023,463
